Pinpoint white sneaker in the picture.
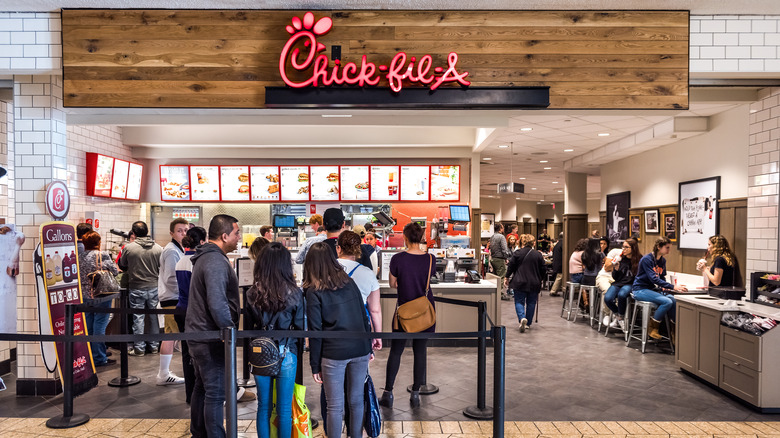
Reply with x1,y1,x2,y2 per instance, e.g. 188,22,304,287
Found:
520,318,528,333
156,373,185,386
618,319,626,331
609,318,620,328
603,315,611,326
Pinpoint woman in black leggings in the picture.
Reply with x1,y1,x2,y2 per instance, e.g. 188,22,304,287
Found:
379,223,436,409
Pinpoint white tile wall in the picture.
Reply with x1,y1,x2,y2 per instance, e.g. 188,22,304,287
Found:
692,15,780,73
0,12,61,75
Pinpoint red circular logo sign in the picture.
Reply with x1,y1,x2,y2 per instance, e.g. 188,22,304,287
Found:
45,181,70,221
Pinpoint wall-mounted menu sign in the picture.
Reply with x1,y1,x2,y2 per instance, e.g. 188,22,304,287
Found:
400,166,430,201
310,165,340,201
251,166,280,201
160,165,191,201
190,166,220,201
86,153,144,200
431,165,460,201
280,166,310,201
340,166,370,201
221,166,251,202
370,166,399,201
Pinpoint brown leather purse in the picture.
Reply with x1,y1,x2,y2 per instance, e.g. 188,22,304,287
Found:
394,254,436,333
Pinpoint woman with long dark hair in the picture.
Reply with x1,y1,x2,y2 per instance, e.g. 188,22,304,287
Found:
505,234,546,333
580,237,604,287
698,234,741,287
247,242,305,438
304,242,372,438
603,238,641,329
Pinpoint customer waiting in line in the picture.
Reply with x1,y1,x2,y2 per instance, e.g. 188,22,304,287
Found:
603,238,641,330
76,222,93,255
596,237,621,324
174,226,207,405
187,214,242,438
248,237,270,261
363,231,380,276
488,223,512,301
505,234,546,333
118,221,163,356
568,238,588,284
79,230,119,367
156,218,189,386
337,231,383,347
380,222,436,410
295,214,325,264
247,242,305,438
304,242,372,438
352,224,377,275
698,234,742,287
549,232,564,296
632,236,687,341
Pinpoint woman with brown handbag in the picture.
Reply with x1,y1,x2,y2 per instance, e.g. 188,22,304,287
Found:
379,222,436,409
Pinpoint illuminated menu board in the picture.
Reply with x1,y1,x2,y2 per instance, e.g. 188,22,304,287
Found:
370,166,399,201
430,165,460,201
340,166,370,201
250,166,280,201
400,165,430,201
111,159,129,199
310,165,340,201
280,166,310,201
94,154,114,197
190,166,220,201
160,165,191,201
220,166,251,202
126,163,144,201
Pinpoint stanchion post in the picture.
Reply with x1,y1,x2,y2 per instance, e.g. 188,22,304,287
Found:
109,289,140,387
238,288,254,388
492,325,506,438
46,304,90,428
463,301,492,419
223,327,238,438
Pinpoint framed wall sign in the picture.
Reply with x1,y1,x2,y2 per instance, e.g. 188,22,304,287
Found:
606,191,630,242
678,176,720,250
629,214,641,241
663,212,677,242
644,209,660,234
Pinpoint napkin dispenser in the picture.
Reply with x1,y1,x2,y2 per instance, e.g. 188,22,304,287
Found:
708,286,746,300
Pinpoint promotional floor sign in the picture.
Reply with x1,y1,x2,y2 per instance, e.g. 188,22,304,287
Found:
39,222,97,396
0,224,25,334
34,244,60,373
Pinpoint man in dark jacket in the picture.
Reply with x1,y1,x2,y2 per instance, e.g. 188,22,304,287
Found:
186,214,241,438
549,232,564,296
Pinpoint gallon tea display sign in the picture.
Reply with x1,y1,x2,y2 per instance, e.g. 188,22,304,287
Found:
678,177,720,250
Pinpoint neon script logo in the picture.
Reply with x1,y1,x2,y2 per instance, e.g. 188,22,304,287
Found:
279,12,471,92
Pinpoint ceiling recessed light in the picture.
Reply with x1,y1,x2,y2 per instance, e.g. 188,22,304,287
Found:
750,109,758,113
483,157,492,161
557,190,563,193
564,149,574,152
519,177,526,180
598,133,610,137
531,187,537,190
544,167,552,170
321,114,352,118
520,127,533,131
539,160,548,163
552,181,559,184
498,144,509,148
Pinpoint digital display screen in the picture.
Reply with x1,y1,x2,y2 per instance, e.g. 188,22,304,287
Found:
449,205,471,222
273,215,296,228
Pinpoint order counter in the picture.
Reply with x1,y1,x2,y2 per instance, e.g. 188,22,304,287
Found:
378,274,501,336
675,295,780,412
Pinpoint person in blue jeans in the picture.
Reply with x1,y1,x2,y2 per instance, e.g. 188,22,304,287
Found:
505,234,547,333
603,238,641,330
246,242,305,438
78,230,119,366
632,236,687,340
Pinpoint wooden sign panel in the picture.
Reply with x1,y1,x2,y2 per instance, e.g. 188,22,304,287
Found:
62,10,688,109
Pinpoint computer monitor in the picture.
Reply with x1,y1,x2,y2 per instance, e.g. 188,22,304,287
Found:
449,205,471,222
273,214,296,228
372,211,395,227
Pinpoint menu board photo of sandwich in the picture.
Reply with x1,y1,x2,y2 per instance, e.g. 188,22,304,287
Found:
190,166,221,201
370,165,400,201
220,166,251,201
126,162,144,201
250,166,280,201
310,165,340,201
160,165,191,201
431,165,460,201
400,165,429,201
340,166,370,201
111,159,130,199
94,154,114,197
280,166,310,201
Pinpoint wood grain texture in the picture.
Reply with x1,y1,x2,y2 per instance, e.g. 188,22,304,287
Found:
62,9,689,109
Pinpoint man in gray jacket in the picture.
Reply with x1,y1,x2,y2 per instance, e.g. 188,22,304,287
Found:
187,214,241,438
489,223,513,300
119,221,163,356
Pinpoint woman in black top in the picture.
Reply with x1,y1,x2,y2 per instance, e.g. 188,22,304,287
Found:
304,242,372,438
698,234,741,287
603,238,641,329
247,242,305,438
505,234,546,333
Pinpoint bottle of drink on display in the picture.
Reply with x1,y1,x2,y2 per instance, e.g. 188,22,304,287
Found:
62,252,72,283
70,251,78,280
53,251,63,282
45,254,56,286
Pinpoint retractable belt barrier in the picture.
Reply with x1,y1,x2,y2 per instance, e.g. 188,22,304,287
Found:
1,294,507,438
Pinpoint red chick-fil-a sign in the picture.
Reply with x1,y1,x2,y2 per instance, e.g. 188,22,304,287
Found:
279,12,471,93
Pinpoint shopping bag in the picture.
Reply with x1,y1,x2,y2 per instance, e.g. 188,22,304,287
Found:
364,374,382,437
270,382,312,438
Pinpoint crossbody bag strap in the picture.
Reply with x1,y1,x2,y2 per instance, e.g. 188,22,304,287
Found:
425,254,433,297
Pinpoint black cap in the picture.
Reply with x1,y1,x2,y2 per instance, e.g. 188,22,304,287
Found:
323,208,345,232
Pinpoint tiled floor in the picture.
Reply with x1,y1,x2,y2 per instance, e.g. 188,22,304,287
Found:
1,292,779,435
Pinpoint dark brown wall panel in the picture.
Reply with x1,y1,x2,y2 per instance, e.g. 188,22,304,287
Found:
62,9,689,109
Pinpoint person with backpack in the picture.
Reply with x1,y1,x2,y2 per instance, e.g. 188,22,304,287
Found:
505,234,546,333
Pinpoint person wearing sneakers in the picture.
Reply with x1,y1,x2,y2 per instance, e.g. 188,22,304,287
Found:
156,218,188,386
603,238,641,330
118,221,163,356
549,232,564,296
632,236,687,341
596,237,621,325
505,234,546,333
488,223,512,301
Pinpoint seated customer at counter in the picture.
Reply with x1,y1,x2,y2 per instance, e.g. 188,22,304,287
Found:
697,234,742,287
632,236,687,341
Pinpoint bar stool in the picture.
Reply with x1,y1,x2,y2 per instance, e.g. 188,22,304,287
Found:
561,282,580,321
604,294,631,341
625,294,674,354
578,285,598,326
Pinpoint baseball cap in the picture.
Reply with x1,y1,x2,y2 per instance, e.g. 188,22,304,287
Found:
352,224,366,238
323,208,345,232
